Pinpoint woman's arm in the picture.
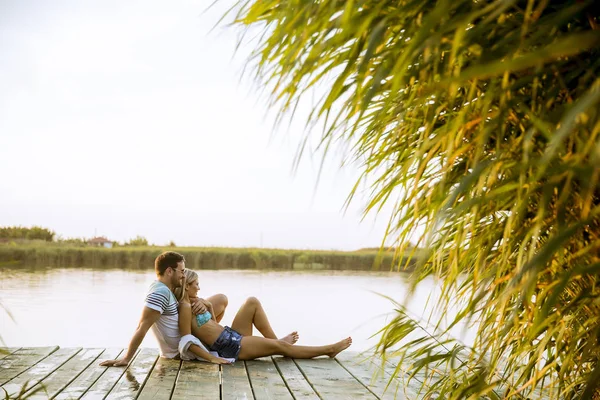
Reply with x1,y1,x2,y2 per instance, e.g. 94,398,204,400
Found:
178,301,193,336
187,344,231,364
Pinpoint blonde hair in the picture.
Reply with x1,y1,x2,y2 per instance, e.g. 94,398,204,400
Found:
174,269,199,302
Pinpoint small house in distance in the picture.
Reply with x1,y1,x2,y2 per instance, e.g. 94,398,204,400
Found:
88,236,113,248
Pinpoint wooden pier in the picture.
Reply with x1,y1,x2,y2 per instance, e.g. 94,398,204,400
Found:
0,347,423,399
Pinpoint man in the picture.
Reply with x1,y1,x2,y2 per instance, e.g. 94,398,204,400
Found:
100,251,228,366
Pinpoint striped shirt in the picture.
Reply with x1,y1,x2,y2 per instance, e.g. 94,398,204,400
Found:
144,281,180,358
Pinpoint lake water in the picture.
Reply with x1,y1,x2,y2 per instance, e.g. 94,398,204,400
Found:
0,268,470,351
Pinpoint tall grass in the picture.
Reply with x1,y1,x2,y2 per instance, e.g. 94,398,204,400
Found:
0,243,412,271
227,0,600,398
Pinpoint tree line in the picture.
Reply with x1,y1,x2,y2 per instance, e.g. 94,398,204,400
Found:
0,226,55,241
0,226,174,247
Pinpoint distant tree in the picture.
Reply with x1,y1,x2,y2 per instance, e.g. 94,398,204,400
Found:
126,235,149,247
0,226,55,241
168,240,176,247
27,226,55,241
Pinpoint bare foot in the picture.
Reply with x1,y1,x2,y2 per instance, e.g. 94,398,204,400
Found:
280,331,299,344
328,337,352,358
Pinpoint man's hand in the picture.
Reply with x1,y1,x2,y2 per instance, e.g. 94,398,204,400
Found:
102,307,160,369
191,298,212,315
99,358,131,367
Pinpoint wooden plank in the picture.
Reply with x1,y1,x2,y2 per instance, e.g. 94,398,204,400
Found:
0,348,21,361
1,347,81,398
336,352,418,400
104,347,159,400
222,361,254,400
272,357,319,400
295,358,377,399
382,351,470,398
381,352,549,399
25,348,105,399
245,358,292,400
54,348,124,400
171,360,220,400
136,357,181,400
80,349,141,400
0,346,58,385
379,353,433,398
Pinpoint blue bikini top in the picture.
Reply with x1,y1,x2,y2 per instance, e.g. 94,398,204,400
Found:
196,311,212,327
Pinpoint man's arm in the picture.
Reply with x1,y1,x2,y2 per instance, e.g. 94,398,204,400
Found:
100,307,161,367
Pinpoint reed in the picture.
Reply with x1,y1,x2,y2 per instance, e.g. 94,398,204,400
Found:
228,0,600,397
0,243,413,271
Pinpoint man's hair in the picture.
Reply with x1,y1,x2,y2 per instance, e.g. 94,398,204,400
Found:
155,251,185,276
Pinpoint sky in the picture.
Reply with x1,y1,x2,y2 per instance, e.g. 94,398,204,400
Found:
0,0,394,250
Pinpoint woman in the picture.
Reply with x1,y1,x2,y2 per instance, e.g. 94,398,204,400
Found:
176,270,352,363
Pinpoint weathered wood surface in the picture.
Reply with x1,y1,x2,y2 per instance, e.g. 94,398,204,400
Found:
295,358,378,399
0,346,58,385
80,349,141,400
26,348,104,399
272,357,319,400
1,347,81,398
246,357,293,400
0,348,21,362
336,352,420,400
0,348,428,399
136,357,180,400
171,360,220,399
221,361,253,400
54,348,124,400
105,348,159,400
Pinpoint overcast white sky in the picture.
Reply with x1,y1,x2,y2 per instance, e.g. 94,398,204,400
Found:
0,0,394,250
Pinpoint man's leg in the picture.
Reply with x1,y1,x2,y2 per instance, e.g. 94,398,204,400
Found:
206,294,228,323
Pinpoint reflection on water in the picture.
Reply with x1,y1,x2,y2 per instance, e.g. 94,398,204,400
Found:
0,267,466,351
124,370,140,391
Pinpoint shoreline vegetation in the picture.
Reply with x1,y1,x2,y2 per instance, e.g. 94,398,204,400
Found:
0,242,418,271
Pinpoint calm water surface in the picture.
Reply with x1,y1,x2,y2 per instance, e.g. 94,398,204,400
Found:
0,268,469,351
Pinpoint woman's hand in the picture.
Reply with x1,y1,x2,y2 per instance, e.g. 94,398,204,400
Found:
210,356,232,365
191,298,210,315
99,358,131,367
190,298,207,315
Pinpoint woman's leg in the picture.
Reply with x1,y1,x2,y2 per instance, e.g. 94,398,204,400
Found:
206,294,228,323
231,296,296,342
237,336,352,361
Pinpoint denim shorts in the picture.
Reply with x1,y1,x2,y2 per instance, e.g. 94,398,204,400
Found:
209,326,242,360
